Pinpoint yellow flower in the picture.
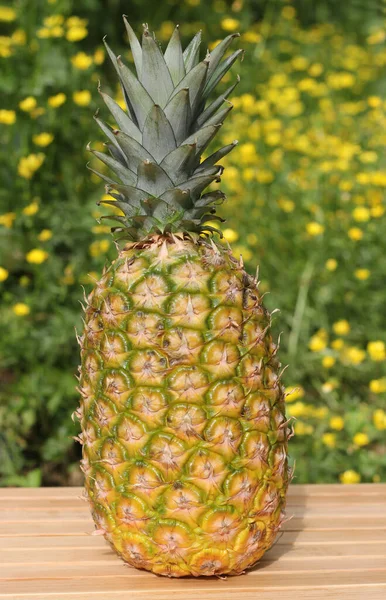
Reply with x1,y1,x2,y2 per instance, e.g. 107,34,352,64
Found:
222,228,239,243
282,5,296,19
331,338,344,350
308,63,324,77
242,31,261,44
66,16,88,28
373,409,386,430
93,47,105,65
0,109,16,124
239,143,257,164
352,206,370,222
344,346,366,365
371,206,385,218
369,378,386,394
0,212,16,228
294,421,314,435
322,380,338,394
367,341,386,362
359,151,377,164
348,227,363,241
0,6,16,21
13,303,30,316
220,18,240,32
233,245,252,261
291,56,309,71
0,266,9,282
309,334,327,352
73,90,91,106
19,96,37,112
18,154,45,179
354,269,370,281
322,356,335,368
71,51,93,70
36,27,52,39
325,258,337,271
368,95,382,107
38,229,53,242
333,320,350,336
322,433,336,448
11,29,26,45
48,93,66,108
306,222,324,236
91,225,111,234
66,26,88,42
26,248,49,264
43,14,64,27
340,470,361,484
285,386,304,403
33,132,54,147
22,200,39,216
278,197,295,212
330,416,344,431
246,233,258,245
353,432,369,447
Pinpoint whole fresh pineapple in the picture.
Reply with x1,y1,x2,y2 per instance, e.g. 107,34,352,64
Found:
76,18,291,578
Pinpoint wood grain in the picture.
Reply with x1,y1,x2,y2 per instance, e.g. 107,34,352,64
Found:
0,484,385,599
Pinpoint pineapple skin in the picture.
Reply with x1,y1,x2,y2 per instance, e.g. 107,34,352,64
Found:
78,236,290,577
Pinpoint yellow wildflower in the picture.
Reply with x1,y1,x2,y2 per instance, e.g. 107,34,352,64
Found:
38,229,53,242
220,18,240,32
348,227,363,241
0,6,16,21
48,93,66,108
333,320,350,336
19,96,37,112
359,151,377,164
13,303,30,316
330,416,344,431
306,222,324,236
222,228,239,243
367,341,386,362
73,90,91,106
322,380,338,393
340,470,361,484
352,206,370,222
11,29,26,45
322,433,336,448
325,258,337,271
308,63,324,77
285,386,304,403
353,432,369,447
278,197,295,213
294,421,314,435
66,26,88,42
322,356,335,368
0,267,9,282
71,51,93,70
369,378,386,394
93,48,105,65
246,233,258,245
66,16,88,28
0,212,16,228
0,109,16,124
22,200,39,216
36,28,52,39
19,276,30,287
291,56,309,71
309,334,327,352
33,132,54,147
26,249,49,264
242,31,261,44
344,346,366,365
354,269,370,280
373,409,386,430
368,95,382,107
43,14,64,27
371,206,385,218
282,6,296,20
331,338,344,350
18,154,45,179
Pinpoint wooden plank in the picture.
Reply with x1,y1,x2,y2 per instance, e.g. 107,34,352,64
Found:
2,588,386,600
1,570,386,595
2,556,386,580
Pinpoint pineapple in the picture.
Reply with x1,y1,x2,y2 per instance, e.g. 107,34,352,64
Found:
77,19,291,577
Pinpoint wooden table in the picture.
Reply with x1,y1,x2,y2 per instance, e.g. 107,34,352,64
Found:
0,484,385,599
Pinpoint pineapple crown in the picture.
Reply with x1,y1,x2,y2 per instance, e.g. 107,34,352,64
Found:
89,17,243,241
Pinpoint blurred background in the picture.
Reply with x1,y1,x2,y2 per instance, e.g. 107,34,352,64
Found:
1,0,386,487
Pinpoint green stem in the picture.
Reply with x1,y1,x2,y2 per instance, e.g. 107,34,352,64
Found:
288,259,314,361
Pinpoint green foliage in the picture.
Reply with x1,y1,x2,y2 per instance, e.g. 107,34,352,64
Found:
1,0,385,486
